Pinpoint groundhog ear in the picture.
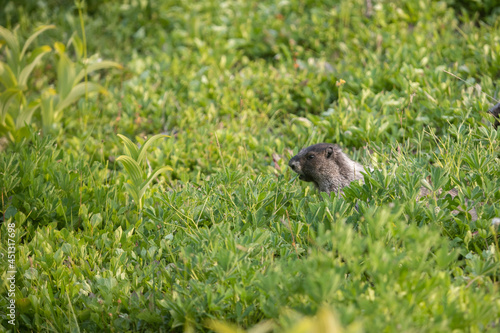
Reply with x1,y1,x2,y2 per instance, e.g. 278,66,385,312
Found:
326,146,334,158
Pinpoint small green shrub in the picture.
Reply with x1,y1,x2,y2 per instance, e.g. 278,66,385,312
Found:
0,24,121,140
40,38,121,134
116,134,172,210
0,130,116,232
0,24,54,141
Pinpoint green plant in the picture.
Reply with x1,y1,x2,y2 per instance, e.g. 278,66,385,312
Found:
40,37,122,134
0,24,122,140
0,24,54,140
0,129,114,230
116,134,172,210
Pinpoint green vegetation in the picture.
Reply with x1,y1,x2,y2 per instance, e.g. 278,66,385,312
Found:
1,0,499,331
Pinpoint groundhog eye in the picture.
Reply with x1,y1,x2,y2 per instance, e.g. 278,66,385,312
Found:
307,155,315,160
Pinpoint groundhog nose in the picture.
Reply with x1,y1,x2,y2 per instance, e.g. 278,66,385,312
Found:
288,158,298,171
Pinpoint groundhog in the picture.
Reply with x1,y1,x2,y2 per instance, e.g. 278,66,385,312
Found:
288,143,366,194
489,101,500,129
288,143,478,220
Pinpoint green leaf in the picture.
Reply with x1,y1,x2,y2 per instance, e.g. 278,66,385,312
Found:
0,89,21,123
68,32,84,60
138,166,173,200
0,26,20,59
40,93,55,132
0,113,15,141
137,134,169,165
16,101,40,129
123,182,140,204
117,134,140,160
54,42,76,100
18,45,52,88
0,61,18,88
55,82,103,113
20,24,55,60
420,178,433,192
4,206,17,219
114,226,123,243
116,155,144,185
90,213,103,228
74,60,123,85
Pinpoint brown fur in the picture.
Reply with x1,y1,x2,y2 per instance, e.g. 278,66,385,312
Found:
288,143,365,194
489,102,500,129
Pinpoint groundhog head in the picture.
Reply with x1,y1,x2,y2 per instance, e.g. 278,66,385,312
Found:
288,143,364,193
288,143,342,183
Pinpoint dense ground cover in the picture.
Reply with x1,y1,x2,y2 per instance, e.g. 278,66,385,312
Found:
1,0,500,331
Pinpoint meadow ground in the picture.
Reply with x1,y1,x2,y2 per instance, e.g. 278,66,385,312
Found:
1,0,500,332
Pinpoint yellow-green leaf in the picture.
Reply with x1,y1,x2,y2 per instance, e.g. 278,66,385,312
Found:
74,60,123,85
117,134,140,160
20,24,55,60
68,32,84,60
138,166,172,200
0,89,21,123
16,102,40,129
0,26,20,59
137,134,169,165
124,183,140,206
55,82,103,113
55,42,76,100
18,45,52,88
116,155,144,185
0,61,18,88
40,93,55,132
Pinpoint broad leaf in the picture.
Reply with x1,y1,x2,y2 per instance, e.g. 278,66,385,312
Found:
20,24,55,60
0,61,18,88
54,42,76,100
40,93,55,132
0,26,20,59
117,134,140,160
74,60,123,85
116,155,144,185
55,82,103,113
123,182,140,204
137,134,169,165
0,89,21,123
138,166,173,200
68,33,84,60
16,102,40,129
18,45,52,88
0,113,15,141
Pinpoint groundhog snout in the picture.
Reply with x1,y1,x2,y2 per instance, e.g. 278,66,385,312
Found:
288,157,301,172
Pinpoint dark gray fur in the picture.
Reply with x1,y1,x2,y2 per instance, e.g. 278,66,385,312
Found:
288,143,365,194
489,102,500,129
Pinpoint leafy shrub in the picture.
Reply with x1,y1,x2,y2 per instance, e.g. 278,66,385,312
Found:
0,130,117,231
116,133,172,210
0,24,121,141
0,25,54,141
445,0,500,21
